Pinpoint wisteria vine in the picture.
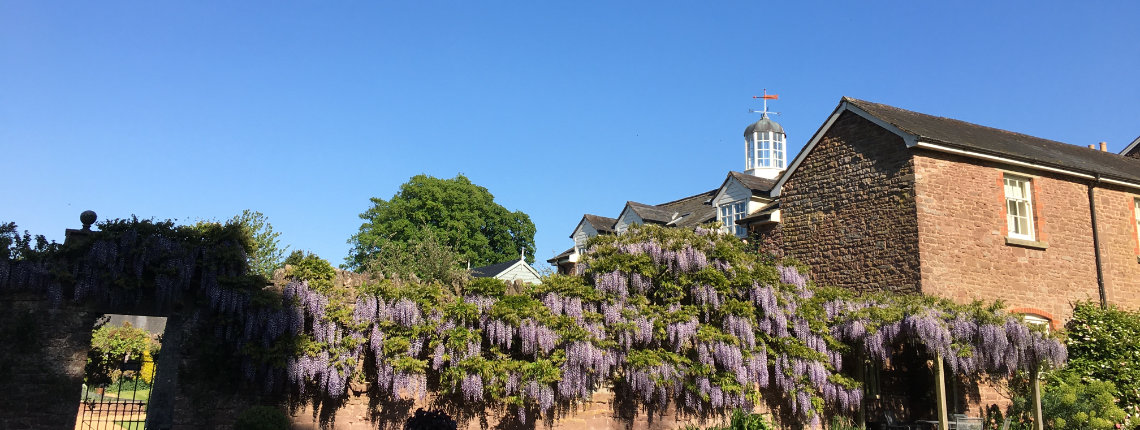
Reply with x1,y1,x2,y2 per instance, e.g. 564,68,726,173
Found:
0,220,1067,427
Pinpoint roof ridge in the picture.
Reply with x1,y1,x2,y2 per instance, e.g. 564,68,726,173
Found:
654,188,717,206
842,96,1140,184
846,97,1074,148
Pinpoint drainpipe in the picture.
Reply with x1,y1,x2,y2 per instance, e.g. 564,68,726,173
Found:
1088,176,1108,308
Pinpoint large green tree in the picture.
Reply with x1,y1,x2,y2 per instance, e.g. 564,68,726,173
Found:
347,174,536,270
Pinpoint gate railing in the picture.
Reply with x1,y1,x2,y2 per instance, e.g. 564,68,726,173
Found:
77,356,156,430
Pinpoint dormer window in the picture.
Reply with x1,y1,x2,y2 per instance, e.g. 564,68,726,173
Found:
720,200,747,237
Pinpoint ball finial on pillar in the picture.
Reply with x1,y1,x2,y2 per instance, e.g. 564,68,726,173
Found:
80,210,97,231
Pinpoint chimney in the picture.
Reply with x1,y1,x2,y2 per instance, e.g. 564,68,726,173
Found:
1099,141,1107,152
1088,144,1096,149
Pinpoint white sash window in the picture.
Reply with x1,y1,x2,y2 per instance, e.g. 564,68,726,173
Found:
1004,175,1035,240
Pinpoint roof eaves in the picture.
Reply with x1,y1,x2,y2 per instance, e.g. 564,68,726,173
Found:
914,140,1140,190
1124,135,1140,157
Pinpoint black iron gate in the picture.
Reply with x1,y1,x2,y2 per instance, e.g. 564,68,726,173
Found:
77,356,157,430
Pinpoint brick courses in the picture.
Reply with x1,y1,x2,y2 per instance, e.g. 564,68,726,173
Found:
912,150,1103,322
1094,185,1140,308
780,111,922,294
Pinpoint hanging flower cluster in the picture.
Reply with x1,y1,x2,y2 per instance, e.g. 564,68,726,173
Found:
0,220,1067,427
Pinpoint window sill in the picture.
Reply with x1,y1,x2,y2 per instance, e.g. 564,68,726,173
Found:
1005,237,1049,250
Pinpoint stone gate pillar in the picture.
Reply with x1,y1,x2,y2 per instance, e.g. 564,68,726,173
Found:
146,312,183,430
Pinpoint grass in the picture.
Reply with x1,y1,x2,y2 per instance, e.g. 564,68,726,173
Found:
114,420,145,430
107,388,150,402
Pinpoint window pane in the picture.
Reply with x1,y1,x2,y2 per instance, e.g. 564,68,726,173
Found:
1007,201,1019,234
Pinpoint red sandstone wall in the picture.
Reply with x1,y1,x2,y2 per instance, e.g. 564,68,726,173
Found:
280,387,730,430
780,111,921,293
913,150,1123,321
1095,186,1140,309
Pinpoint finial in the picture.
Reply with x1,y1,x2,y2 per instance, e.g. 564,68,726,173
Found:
520,247,525,261
80,210,97,231
750,89,780,119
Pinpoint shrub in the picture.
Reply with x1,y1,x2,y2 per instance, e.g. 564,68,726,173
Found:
234,405,289,430
696,410,776,430
1010,372,1126,429
86,321,160,385
1063,302,1140,409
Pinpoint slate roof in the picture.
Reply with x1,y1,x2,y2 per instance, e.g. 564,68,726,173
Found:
583,214,617,234
729,171,778,195
655,189,718,228
471,260,520,278
626,201,678,224
744,116,785,135
846,97,1140,184
547,247,575,263
737,201,779,225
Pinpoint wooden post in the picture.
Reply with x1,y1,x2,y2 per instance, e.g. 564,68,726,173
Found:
1031,366,1044,430
934,353,949,430
856,353,866,429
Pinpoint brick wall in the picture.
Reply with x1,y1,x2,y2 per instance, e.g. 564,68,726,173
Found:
750,223,784,258
780,111,921,293
275,387,729,430
913,150,1096,321
912,150,1139,322
1094,185,1140,308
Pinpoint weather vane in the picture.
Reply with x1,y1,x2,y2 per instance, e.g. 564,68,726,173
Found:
749,89,780,119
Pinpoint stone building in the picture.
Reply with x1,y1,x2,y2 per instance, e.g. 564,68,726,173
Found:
551,95,1140,420
758,97,1140,326
548,103,788,273
471,252,543,285
552,95,1140,324
737,96,1140,420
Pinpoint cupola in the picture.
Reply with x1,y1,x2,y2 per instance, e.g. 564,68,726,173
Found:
743,91,787,179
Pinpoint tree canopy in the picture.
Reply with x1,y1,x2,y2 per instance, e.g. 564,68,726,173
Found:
230,210,288,279
346,174,536,270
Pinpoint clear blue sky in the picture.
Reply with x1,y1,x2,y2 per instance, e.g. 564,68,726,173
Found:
3,1,1138,267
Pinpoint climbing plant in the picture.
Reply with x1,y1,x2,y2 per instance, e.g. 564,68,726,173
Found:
0,220,1066,427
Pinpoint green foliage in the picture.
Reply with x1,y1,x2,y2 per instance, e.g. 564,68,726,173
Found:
285,253,336,292
0,221,58,261
696,410,776,430
234,405,289,430
358,226,467,286
347,174,536,270
86,321,160,385
230,210,289,279
90,321,160,361
824,416,862,430
1063,301,1140,409
1010,372,1126,430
